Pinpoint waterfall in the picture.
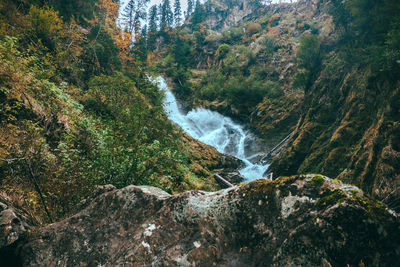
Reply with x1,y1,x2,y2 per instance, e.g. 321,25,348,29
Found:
153,76,270,181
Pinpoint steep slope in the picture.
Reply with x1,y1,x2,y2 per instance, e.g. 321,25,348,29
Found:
157,0,400,210
270,0,400,211
0,0,240,224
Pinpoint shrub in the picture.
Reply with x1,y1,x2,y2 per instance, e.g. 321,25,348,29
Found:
217,43,231,59
246,23,261,35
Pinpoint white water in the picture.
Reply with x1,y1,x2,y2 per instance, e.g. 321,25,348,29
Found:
153,77,270,181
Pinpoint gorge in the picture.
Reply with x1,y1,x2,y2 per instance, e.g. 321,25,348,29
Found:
0,0,399,265
155,76,270,181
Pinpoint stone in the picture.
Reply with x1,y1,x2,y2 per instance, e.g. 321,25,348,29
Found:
0,197,33,266
17,175,400,266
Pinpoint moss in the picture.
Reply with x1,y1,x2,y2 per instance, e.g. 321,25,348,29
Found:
315,189,347,209
243,179,276,200
331,178,342,184
350,189,359,195
312,174,325,186
346,196,390,221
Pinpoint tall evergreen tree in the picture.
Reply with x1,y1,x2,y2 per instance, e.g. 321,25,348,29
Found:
187,0,194,19
122,0,150,34
147,5,159,50
191,0,203,28
148,5,158,33
122,0,135,33
174,0,182,26
135,25,148,61
160,0,174,31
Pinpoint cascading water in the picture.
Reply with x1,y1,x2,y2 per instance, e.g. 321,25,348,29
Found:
153,76,270,181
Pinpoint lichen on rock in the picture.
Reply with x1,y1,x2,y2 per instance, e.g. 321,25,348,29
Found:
11,174,399,266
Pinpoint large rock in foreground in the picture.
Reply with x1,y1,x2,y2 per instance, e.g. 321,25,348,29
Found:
0,197,32,264
19,175,400,266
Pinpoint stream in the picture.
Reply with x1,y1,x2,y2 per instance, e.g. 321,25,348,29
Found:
154,76,270,181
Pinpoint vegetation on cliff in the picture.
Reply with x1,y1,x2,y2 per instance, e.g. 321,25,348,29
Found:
143,0,400,211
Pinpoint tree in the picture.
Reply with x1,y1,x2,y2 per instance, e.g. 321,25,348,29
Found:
122,0,135,33
148,5,158,33
160,0,174,31
147,5,158,50
135,25,148,62
174,0,182,26
187,0,194,19
191,0,203,29
121,0,150,35
292,34,321,91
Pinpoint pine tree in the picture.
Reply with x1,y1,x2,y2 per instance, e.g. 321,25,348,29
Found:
147,5,159,50
187,0,194,19
135,25,148,61
174,0,182,26
191,0,203,28
121,0,150,35
122,0,135,33
148,5,158,33
160,0,173,31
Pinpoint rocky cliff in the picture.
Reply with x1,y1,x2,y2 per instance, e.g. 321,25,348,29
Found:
202,0,261,31
6,175,399,266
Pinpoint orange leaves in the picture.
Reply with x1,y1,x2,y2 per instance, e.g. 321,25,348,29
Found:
112,29,135,65
96,0,136,67
97,0,119,27
27,5,64,40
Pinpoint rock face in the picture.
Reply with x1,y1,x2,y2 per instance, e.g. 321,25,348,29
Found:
0,197,32,264
17,175,400,266
202,0,260,31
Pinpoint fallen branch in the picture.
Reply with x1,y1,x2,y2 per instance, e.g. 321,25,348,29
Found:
214,173,234,188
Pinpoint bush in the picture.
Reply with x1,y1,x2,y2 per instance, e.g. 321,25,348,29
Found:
293,34,321,90
217,43,230,59
246,23,261,35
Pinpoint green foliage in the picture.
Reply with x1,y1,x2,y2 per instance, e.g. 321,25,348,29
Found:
293,34,321,90
312,175,325,186
191,0,204,30
0,0,219,223
81,25,121,78
315,189,347,209
26,5,64,50
47,0,97,24
217,43,230,59
327,0,400,80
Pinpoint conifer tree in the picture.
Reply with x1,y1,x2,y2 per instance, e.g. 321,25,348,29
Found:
187,0,194,19
160,0,174,31
122,0,135,33
174,0,182,26
147,5,159,50
191,0,203,28
148,5,158,33
122,0,150,34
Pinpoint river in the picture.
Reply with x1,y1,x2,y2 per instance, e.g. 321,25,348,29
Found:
154,76,270,181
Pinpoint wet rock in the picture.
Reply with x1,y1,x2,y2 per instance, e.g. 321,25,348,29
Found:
218,170,245,186
18,175,400,266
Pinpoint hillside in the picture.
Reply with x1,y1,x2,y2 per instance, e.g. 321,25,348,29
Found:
0,0,241,225
154,0,400,212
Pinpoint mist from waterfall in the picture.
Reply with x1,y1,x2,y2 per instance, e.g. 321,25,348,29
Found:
154,76,270,181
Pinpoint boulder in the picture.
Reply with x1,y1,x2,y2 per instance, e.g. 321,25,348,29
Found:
0,197,32,265
18,175,400,266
